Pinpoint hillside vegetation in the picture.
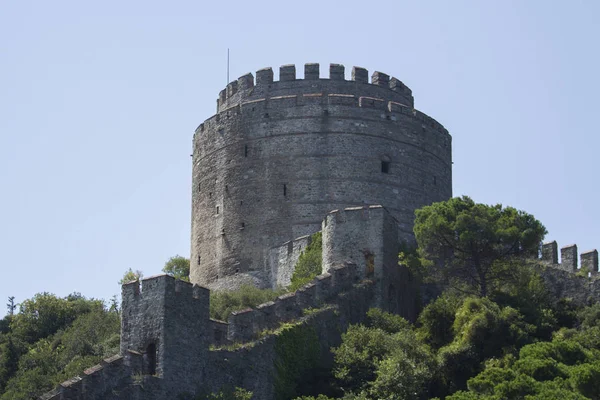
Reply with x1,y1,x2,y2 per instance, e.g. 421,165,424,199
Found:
1,197,598,399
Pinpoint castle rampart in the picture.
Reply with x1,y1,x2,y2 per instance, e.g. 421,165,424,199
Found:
41,204,416,400
541,241,599,276
191,63,452,291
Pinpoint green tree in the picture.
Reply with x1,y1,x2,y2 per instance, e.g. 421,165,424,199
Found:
162,255,191,282
414,196,547,297
10,293,103,344
119,268,143,285
6,296,16,317
332,310,435,398
0,337,22,392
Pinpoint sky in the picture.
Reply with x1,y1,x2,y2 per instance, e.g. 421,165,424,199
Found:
1,0,598,313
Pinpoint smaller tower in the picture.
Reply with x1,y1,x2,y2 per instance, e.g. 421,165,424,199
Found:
121,275,210,392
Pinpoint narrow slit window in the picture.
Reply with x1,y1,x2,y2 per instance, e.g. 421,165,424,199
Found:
283,184,287,196
144,343,157,375
216,206,219,215
244,144,248,157
433,176,437,185
381,161,390,173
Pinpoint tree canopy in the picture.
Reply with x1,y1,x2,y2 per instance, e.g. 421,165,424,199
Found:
414,196,547,296
162,255,190,282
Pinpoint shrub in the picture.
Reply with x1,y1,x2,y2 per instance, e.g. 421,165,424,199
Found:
209,285,284,321
289,232,322,291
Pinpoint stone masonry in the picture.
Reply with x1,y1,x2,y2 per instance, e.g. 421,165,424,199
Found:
190,63,453,290
41,206,418,400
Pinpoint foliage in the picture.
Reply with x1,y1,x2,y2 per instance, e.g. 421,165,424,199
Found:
0,293,119,399
6,297,16,318
209,285,284,321
445,315,600,400
332,309,435,399
365,308,411,334
10,292,104,344
198,387,253,400
163,255,191,282
274,323,322,400
289,232,323,291
414,196,547,296
417,292,462,349
436,297,535,394
119,268,143,285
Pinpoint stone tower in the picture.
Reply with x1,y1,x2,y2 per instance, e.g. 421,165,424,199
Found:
191,63,452,290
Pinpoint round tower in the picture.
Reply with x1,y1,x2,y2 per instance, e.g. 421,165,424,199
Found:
191,63,452,290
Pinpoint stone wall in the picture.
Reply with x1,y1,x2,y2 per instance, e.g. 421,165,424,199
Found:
537,240,600,305
38,353,140,400
322,205,418,319
541,241,599,276
227,262,357,342
268,234,312,288
120,275,211,394
190,62,453,290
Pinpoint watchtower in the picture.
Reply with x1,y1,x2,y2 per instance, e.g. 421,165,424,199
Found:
191,63,452,290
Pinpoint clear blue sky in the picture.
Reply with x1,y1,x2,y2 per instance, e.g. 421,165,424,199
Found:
1,1,598,313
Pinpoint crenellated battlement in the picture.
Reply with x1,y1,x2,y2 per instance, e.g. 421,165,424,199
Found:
39,354,134,400
540,241,599,276
214,63,415,113
122,274,209,302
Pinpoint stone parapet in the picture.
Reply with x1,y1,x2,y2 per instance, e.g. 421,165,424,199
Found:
226,262,358,342
215,63,416,113
539,241,598,277
38,354,131,400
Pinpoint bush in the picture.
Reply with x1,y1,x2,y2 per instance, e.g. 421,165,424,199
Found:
209,285,284,321
417,293,462,349
289,232,322,291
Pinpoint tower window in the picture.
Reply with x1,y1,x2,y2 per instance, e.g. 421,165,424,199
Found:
209,192,212,199
216,206,219,215
144,343,157,375
433,176,437,185
240,222,245,230
198,182,201,192
381,161,390,173
244,144,248,157
283,184,287,196
197,255,201,265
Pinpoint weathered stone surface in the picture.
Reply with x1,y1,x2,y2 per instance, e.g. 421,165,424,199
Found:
191,63,452,290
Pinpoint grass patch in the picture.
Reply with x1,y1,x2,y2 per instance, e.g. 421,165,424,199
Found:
209,284,285,321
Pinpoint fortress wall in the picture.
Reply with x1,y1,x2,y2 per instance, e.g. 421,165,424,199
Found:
120,275,211,392
322,205,417,318
268,234,313,288
541,241,599,276
209,319,230,346
227,262,358,342
537,240,600,306
205,280,375,400
39,354,136,400
191,65,452,290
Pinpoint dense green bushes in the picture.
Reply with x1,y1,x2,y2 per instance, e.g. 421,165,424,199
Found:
295,283,600,400
209,285,285,321
0,293,119,399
